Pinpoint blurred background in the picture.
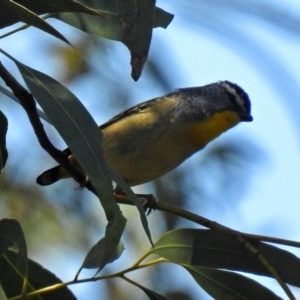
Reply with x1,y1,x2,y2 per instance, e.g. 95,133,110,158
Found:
1,0,300,299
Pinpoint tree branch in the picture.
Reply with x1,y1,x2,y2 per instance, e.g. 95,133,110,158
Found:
0,61,90,188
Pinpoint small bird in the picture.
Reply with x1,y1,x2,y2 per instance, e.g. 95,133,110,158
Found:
36,81,252,187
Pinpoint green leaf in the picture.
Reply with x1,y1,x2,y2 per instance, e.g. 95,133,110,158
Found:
0,249,77,299
153,7,174,29
15,0,100,15
1,50,117,218
137,284,169,300
139,285,168,300
152,229,300,288
1,50,127,270
184,265,282,300
56,0,174,80
80,238,124,270
100,205,126,270
119,0,156,81
0,219,28,296
0,0,100,28
0,0,70,44
0,51,153,248
56,1,173,39
106,165,153,247
56,11,122,40
0,110,8,172
0,219,27,267
59,0,118,14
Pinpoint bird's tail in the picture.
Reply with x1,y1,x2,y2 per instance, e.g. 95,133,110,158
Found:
36,166,62,186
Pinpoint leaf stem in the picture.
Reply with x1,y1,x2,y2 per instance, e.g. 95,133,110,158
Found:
8,258,167,300
115,195,300,248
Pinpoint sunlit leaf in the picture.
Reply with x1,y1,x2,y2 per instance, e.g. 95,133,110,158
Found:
152,229,300,287
184,265,282,300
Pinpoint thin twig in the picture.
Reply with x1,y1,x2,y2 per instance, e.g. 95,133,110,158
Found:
115,194,300,246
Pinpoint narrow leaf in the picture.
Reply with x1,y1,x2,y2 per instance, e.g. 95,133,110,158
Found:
15,0,101,15
0,219,28,295
184,265,283,300
0,0,70,44
1,50,127,270
113,0,156,81
56,12,123,41
0,0,100,28
152,229,300,288
56,6,173,40
55,0,174,80
0,219,27,268
81,238,124,269
106,164,153,247
1,51,152,248
138,285,169,300
1,50,117,219
100,205,126,270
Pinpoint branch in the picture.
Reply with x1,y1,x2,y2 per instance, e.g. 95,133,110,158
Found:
115,194,296,300
0,61,91,188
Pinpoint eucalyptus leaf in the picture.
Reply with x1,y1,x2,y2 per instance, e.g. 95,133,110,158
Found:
56,4,174,40
0,0,100,28
1,50,127,271
137,284,169,300
184,265,282,300
56,0,174,80
0,219,28,295
0,219,27,259
0,249,77,299
0,0,70,44
81,239,124,269
152,228,300,287
0,51,152,248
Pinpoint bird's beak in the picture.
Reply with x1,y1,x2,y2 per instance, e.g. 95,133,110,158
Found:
240,113,253,122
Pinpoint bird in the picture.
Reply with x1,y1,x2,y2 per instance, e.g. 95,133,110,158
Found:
36,81,252,187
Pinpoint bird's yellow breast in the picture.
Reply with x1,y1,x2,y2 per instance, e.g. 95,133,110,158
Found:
185,110,241,149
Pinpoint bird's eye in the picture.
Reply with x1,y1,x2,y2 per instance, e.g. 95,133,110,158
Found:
136,105,147,112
